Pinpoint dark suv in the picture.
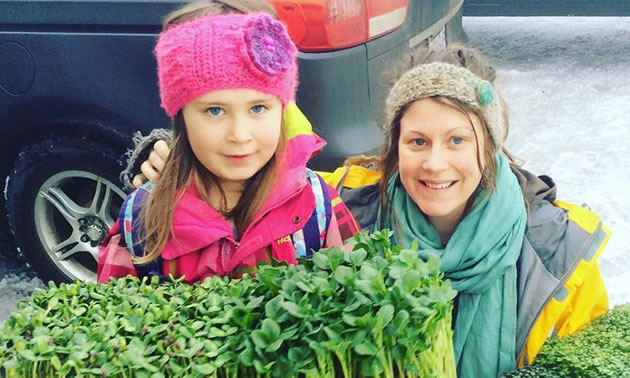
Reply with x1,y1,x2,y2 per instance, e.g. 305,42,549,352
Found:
0,0,465,283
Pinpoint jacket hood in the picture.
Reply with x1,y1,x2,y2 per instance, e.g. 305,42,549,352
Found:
511,166,557,211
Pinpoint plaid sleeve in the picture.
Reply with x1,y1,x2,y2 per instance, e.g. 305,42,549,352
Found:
97,220,138,283
323,184,360,247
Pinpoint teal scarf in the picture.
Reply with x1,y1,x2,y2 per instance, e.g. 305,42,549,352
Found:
377,154,527,378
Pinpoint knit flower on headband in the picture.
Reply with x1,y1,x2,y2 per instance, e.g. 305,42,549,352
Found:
245,15,294,75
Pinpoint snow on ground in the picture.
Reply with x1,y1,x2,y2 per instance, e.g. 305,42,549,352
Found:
0,17,628,324
0,235,41,322
463,17,630,306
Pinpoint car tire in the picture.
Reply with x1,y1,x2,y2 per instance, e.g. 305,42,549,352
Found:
5,137,127,283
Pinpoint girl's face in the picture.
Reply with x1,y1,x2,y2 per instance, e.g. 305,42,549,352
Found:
398,97,485,226
182,88,283,189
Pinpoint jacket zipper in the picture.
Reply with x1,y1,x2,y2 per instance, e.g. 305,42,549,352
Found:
517,221,602,362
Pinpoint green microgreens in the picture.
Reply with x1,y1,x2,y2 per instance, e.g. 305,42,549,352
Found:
1,229,457,377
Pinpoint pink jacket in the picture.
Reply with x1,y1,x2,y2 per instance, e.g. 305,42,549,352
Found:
98,112,359,283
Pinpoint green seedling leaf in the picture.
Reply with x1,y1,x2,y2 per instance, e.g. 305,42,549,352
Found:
281,301,305,318
261,318,281,340
323,326,342,343
266,338,284,352
355,341,379,356
188,341,204,357
33,335,51,355
17,349,36,361
191,320,205,331
393,309,411,336
254,358,275,374
426,252,441,272
179,325,193,339
47,296,59,311
354,279,375,295
51,355,62,370
72,332,88,345
402,270,422,292
389,262,408,279
251,329,271,349
377,304,395,329
281,326,299,340
247,295,264,309
343,298,363,312
359,264,378,281
343,314,358,326
288,346,313,366
312,252,329,270
334,266,354,285
265,295,283,320
209,326,227,338
193,363,216,375
239,344,255,367
296,279,315,293
328,248,346,271
351,248,368,266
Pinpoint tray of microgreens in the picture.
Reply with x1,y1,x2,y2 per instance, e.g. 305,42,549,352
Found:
0,230,457,377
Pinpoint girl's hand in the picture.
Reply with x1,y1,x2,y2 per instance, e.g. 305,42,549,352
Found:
132,140,171,188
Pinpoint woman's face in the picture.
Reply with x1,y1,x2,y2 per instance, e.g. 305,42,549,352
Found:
397,97,485,225
182,88,283,190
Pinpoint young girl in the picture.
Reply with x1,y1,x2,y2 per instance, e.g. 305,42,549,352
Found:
97,12,359,283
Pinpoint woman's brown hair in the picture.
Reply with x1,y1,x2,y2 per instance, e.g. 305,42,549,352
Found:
133,0,283,264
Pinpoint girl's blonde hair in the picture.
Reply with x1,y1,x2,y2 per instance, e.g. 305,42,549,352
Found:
134,0,283,264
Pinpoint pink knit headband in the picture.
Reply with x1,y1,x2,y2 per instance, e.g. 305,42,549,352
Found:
155,12,298,117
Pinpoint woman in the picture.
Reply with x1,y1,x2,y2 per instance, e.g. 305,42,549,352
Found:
336,55,610,377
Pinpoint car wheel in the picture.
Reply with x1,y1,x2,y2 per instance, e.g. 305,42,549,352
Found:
5,137,127,283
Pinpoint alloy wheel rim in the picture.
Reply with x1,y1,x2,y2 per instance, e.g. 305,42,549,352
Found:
34,170,125,282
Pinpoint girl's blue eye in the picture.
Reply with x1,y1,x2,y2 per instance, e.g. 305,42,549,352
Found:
414,138,426,146
453,136,464,145
206,107,224,117
250,105,267,114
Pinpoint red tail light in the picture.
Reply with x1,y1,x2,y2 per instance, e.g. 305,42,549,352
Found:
270,0,409,52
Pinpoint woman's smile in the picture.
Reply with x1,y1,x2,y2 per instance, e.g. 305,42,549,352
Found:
420,180,458,191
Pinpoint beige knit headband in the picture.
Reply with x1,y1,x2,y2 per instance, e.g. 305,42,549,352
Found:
384,62,506,149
